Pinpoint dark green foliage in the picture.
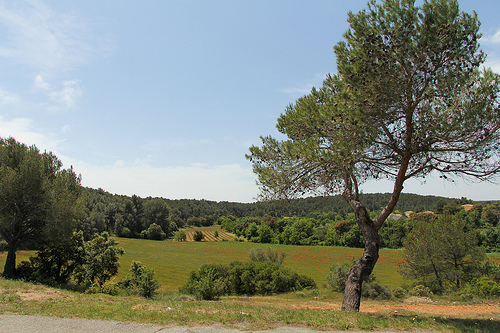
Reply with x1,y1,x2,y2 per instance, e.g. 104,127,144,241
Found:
119,261,160,299
0,137,83,277
20,231,85,286
181,261,316,300
74,232,124,287
140,223,166,240
174,230,186,241
401,214,486,293
193,231,204,242
180,264,229,300
463,276,500,298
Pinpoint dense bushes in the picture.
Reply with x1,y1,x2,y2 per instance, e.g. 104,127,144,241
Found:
181,261,317,300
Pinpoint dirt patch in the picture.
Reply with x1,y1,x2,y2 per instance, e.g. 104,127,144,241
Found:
286,298,500,317
16,288,71,302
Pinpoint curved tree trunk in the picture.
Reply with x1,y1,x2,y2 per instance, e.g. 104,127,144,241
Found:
341,204,380,311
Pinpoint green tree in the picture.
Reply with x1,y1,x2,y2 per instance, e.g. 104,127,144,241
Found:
24,231,85,285
75,232,124,287
247,0,500,311
140,223,166,240
400,214,485,293
0,137,83,278
143,198,177,237
120,261,160,299
193,230,204,242
174,230,187,241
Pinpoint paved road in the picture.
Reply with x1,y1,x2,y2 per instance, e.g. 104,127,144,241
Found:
0,314,434,333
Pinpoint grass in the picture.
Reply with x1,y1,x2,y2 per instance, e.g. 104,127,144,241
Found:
114,234,406,292
2,234,500,332
1,278,499,332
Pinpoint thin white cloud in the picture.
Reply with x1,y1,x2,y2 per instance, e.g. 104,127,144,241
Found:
0,116,62,153
482,28,500,45
48,79,82,110
280,73,327,96
0,0,103,74
33,74,50,91
0,88,20,105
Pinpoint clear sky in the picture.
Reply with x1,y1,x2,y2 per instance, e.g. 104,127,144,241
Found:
1,0,499,203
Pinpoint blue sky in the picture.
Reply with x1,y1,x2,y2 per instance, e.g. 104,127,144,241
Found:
1,0,499,203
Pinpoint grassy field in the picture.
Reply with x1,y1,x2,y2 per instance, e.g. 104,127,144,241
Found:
115,226,405,291
2,229,500,332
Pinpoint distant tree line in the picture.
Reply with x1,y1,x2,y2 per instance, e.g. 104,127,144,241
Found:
80,187,484,242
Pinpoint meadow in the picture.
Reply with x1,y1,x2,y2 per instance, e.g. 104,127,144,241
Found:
2,227,500,332
0,226,404,291
115,226,405,291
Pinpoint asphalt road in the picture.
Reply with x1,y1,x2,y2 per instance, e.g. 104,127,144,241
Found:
0,314,435,333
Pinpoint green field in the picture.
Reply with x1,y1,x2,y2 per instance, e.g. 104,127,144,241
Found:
114,235,406,291
0,228,406,291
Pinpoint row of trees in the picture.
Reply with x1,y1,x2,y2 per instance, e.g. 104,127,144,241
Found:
219,202,500,251
81,186,477,241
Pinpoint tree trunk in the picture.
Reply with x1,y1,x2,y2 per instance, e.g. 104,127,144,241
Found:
341,210,380,311
3,246,17,278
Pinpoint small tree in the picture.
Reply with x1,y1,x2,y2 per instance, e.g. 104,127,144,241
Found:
174,230,187,241
75,232,124,287
23,231,85,285
193,231,204,242
140,223,166,240
120,261,160,299
401,214,486,293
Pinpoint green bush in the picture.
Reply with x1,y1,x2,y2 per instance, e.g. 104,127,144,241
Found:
392,287,407,299
248,247,286,266
463,276,500,298
193,231,204,242
174,230,186,241
140,223,166,240
410,285,432,297
180,264,228,300
326,262,351,292
362,280,393,300
119,261,160,299
181,261,316,300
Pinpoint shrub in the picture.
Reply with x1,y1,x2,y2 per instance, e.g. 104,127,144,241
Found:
326,262,351,292
74,232,124,288
174,230,186,241
410,285,432,297
362,280,393,300
181,261,316,300
463,276,500,298
180,264,228,300
119,261,160,299
392,287,407,299
248,247,286,266
140,223,166,240
193,231,204,242
18,231,85,286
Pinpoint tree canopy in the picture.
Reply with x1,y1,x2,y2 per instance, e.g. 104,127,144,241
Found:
0,137,83,277
247,0,500,311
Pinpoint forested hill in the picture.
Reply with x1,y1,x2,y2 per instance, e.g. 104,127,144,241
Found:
162,192,469,219
85,187,469,221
